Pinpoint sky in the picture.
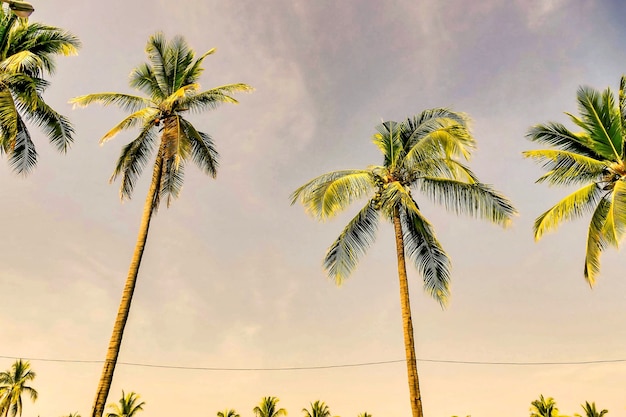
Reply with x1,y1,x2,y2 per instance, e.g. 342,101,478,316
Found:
1,0,626,416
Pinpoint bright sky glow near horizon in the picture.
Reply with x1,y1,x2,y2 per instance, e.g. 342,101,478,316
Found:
2,1,626,416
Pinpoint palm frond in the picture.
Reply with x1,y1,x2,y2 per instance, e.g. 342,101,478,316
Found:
402,112,475,164
165,35,194,93
128,62,165,101
417,177,517,227
620,75,626,160
411,157,478,182
180,118,218,177
401,204,451,306
19,95,74,153
110,123,157,200
372,120,403,168
159,83,198,111
183,48,216,85
7,116,36,174
182,83,253,113
100,107,159,144
575,85,623,161
145,32,170,97
0,50,43,75
323,202,380,285
526,122,601,159
584,197,611,286
290,170,375,219
523,149,606,186
70,93,152,113
533,183,603,240
600,179,626,247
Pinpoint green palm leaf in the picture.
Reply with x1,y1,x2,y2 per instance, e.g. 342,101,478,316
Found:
401,205,451,305
533,183,603,240
601,179,626,246
523,149,605,186
526,122,600,159
323,202,379,284
575,85,623,160
373,120,403,168
585,198,611,286
182,84,253,113
180,117,218,177
290,170,374,219
110,123,157,200
70,93,152,113
418,177,516,227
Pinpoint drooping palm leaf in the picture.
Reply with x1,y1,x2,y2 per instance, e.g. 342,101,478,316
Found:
585,198,611,286
323,202,379,284
523,149,606,186
401,204,451,305
533,183,603,240
290,170,374,219
418,177,516,227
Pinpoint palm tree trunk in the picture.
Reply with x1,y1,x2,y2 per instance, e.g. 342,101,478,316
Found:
91,149,164,417
392,206,423,417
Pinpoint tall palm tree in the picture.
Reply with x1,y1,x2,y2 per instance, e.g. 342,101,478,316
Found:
0,4,80,174
217,410,240,417
253,397,287,417
524,76,626,285
302,401,331,417
530,395,559,417
291,109,516,417
0,359,38,417
105,391,144,417
574,402,608,417
70,32,251,417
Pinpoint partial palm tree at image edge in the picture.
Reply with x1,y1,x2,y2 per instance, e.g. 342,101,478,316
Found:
524,75,626,285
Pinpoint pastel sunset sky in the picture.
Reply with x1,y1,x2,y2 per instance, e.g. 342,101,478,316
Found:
1,1,625,416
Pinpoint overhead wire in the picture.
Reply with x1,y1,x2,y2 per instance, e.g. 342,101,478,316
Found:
0,355,625,371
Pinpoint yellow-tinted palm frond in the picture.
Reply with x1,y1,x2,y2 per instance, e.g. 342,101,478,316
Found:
401,201,451,306
100,107,159,144
585,198,611,287
600,179,626,246
523,149,606,186
159,83,199,110
534,183,603,240
323,202,380,285
418,177,517,227
372,121,403,168
290,170,374,220
0,50,42,74
70,93,152,113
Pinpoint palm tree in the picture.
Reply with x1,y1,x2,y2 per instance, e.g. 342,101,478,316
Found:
291,109,516,417
0,359,38,417
217,410,240,417
0,4,80,174
105,391,144,417
574,402,608,417
302,401,331,417
70,32,251,417
524,76,626,285
357,413,372,417
253,396,287,417
530,395,559,417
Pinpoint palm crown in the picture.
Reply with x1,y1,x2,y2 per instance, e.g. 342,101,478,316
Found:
0,359,38,417
524,76,626,285
71,32,252,208
292,109,516,305
0,6,80,174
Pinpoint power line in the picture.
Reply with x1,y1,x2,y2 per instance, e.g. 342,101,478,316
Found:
1,355,625,371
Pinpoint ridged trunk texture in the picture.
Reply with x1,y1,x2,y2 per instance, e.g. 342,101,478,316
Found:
91,148,164,417
392,206,423,417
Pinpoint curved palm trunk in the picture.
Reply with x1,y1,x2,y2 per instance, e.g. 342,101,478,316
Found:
91,148,164,417
392,206,423,417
